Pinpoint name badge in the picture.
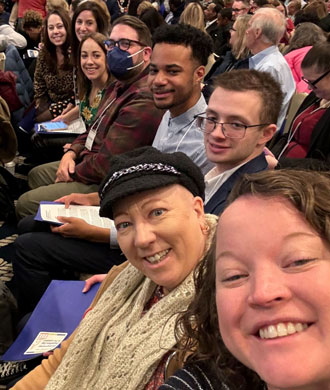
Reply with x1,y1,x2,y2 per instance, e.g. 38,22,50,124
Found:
85,127,97,151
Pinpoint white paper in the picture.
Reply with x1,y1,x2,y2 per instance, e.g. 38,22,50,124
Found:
40,204,115,229
24,332,67,354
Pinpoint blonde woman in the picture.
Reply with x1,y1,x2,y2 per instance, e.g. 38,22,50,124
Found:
203,14,251,98
179,2,205,31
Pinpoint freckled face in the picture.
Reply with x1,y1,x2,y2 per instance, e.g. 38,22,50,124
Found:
216,196,330,390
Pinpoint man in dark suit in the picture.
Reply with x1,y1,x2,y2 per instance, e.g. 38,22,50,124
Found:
201,69,283,215
205,2,220,36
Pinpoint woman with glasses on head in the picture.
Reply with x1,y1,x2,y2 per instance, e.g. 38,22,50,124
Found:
271,35,330,169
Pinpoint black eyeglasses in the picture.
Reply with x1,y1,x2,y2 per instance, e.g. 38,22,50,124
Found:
104,38,146,51
302,69,330,90
195,114,270,139
230,26,237,32
232,7,248,12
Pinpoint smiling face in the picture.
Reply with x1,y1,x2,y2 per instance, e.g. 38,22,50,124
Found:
204,86,275,173
113,184,206,293
148,43,204,118
47,14,67,46
216,195,330,390
80,38,107,83
302,65,330,101
75,10,98,41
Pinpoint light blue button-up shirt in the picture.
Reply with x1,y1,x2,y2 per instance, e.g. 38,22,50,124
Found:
249,45,295,130
152,94,214,175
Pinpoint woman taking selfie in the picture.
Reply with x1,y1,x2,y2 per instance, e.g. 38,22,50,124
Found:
161,169,330,390
12,146,217,390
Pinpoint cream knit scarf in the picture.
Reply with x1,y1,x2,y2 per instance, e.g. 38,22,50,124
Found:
46,214,217,390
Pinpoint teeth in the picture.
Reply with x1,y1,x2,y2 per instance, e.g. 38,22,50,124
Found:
145,249,169,264
259,322,308,339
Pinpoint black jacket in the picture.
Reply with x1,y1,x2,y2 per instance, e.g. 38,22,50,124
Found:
205,153,268,216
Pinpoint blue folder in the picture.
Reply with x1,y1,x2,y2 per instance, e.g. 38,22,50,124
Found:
2,280,100,361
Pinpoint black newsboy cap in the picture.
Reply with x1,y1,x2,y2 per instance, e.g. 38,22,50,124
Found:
99,146,205,219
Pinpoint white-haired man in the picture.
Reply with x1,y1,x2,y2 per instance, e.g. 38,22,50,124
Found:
246,7,295,130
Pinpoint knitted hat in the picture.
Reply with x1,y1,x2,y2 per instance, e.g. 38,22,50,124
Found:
99,146,205,219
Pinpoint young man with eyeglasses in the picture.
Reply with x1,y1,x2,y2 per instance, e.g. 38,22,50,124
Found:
16,15,163,219
201,69,282,215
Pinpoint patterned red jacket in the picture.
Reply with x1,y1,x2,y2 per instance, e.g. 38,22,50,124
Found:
70,66,163,185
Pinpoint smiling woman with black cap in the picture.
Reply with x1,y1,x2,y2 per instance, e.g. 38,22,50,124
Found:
13,146,217,390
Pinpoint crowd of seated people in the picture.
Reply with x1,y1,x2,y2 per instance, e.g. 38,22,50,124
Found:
0,0,330,388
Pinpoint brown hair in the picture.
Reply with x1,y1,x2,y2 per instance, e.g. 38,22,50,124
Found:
77,32,110,100
176,235,263,389
43,9,72,71
22,9,43,30
137,0,153,16
304,0,327,20
112,15,152,47
301,35,330,73
71,0,110,66
228,169,330,240
284,22,326,55
46,0,69,14
175,169,330,390
213,69,284,125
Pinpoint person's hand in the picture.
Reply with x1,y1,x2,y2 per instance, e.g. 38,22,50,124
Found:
63,143,72,153
55,192,100,208
55,151,76,183
82,274,107,293
50,217,91,239
51,114,68,123
264,147,278,170
61,103,74,116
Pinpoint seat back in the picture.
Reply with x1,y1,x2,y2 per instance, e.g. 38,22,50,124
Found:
282,92,307,134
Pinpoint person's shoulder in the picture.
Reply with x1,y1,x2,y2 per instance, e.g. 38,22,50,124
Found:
159,361,221,390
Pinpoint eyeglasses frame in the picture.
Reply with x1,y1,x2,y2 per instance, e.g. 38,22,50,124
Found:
104,38,146,51
302,69,330,90
194,113,270,139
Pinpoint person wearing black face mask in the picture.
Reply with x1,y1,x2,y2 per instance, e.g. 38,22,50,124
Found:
16,15,163,219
